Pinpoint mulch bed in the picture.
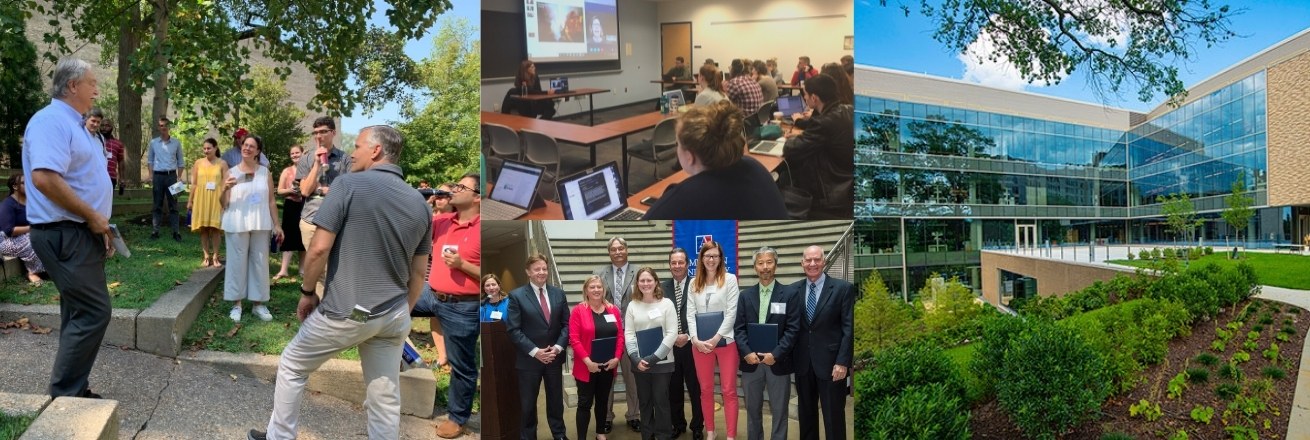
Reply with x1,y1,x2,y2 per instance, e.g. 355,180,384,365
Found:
971,297,1309,439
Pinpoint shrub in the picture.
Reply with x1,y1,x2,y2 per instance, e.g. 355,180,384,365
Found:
1139,249,1151,260
1263,343,1279,361
1216,328,1233,342
1232,351,1251,363
1129,399,1162,421
915,276,985,344
1126,252,1135,260
1215,383,1241,401
1262,366,1287,380
1210,340,1226,353
1242,341,1257,352
1191,405,1215,424
863,382,970,440
1185,368,1210,383
1205,246,1214,255
1164,248,1177,259
1276,332,1290,342
1167,372,1188,399
971,315,1028,397
1194,353,1219,366
995,321,1110,439
1060,298,1190,392
860,342,963,403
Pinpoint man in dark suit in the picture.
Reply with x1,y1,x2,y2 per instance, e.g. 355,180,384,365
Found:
593,237,640,432
661,247,703,440
791,245,853,440
507,253,571,440
735,247,801,440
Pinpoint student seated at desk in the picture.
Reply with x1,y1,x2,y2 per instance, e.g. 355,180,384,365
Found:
695,65,727,106
643,102,787,220
754,60,778,104
781,75,853,220
665,56,694,84
790,63,854,128
504,59,556,120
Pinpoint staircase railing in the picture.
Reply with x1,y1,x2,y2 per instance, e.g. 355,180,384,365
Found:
824,221,856,281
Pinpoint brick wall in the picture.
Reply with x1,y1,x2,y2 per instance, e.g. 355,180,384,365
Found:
1266,50,1310,207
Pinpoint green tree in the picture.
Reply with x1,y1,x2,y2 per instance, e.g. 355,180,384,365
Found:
0,3,45,168
884,0,1239,105
855,271,918,358
916,275,983,337
239,67,307,171
28,0,449,185
1159,193,1203,245
394,17,479,185
1222,171,1254,255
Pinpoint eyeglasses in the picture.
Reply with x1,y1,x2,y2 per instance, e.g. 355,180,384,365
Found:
450,183,480,195
703,254,721,259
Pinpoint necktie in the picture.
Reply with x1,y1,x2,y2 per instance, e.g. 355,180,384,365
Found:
806,282,818,322
675,280,685,334
538,286,550,324
614,267,624,303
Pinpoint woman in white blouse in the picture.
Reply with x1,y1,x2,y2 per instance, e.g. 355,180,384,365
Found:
623,267,679,440
220,134,283,322
685,241,739,440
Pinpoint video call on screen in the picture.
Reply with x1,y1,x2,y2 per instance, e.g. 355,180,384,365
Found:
524,0,619,63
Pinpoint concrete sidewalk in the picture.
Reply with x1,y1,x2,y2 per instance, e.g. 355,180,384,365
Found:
0,329,464,439
1256,286,1310,440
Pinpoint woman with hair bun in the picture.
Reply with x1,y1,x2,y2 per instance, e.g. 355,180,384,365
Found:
642,101,787,220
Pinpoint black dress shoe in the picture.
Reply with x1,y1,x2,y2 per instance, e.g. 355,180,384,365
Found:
672,427,685,438
628,419,641,432
247,429,268,440
602,421,613,433
172,232,183,242
150,231,160,240
78,389,102,399
692,430,704,440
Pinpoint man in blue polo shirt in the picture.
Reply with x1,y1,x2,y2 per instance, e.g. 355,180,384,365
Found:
147,116,186,241
23,58,115,399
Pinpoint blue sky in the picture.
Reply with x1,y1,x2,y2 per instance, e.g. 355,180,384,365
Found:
855,1,1310,111
340,0,479,134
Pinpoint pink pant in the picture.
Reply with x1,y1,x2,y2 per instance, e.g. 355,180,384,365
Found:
693,341,739,437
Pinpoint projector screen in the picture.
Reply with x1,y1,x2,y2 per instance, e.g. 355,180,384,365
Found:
524,0,619,63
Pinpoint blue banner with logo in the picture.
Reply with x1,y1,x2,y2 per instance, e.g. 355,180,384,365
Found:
673,220,738,278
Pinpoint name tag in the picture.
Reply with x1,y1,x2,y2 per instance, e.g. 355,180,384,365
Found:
604,314,617,323
648,309,662,320
490,311,503,320
770,302,786,314
205,181,217,191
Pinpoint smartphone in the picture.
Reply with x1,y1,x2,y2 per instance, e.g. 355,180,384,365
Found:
241,173,254,183
640,196,658,206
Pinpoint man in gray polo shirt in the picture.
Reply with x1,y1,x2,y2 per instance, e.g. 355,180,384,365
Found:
249,125,432,440
296,116,350,297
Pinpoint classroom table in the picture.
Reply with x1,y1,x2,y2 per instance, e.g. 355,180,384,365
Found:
480,111,626,167
510,88,610,126
650,79,698,87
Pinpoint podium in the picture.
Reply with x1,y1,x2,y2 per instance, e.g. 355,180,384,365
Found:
481,320,520,440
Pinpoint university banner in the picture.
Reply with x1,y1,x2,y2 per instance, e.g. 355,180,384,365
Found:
672,220,738,278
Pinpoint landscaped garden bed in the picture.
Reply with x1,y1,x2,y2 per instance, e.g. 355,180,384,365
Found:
1109,250,1310,291
854,257,1293,439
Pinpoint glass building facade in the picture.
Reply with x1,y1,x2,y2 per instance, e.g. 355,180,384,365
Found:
855,70,1292,299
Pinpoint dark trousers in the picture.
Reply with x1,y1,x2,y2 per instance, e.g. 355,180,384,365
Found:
795,366,847,440
435,296,480,425
151,171,179,233
31,222,110,397
576,371,615,438
519,363,566,440
668,342,703,432
637,370,672,440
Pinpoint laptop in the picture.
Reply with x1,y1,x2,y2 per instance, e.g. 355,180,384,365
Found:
776,95,806,122
749,138,785,157
557,162,646,220
662,89,686,109
483,160,545,220
550,77,570,93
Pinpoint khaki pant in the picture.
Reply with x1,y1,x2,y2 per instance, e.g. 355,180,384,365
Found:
299,219,325,298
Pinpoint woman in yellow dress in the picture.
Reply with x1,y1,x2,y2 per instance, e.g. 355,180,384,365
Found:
188,138,228,267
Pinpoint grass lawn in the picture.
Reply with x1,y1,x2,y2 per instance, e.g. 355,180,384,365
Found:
943,343,983,402
0,216,202,309
1107,251,1310,290
0,413,35,440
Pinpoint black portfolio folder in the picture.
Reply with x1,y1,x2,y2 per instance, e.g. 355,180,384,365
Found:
747,323,779,353
636,327,664,358
591,336,617,364
696,311,727,347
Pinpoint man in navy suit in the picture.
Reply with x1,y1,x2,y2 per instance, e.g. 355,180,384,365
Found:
507,253,571,440
790,245,853,440
735,247,801,440
660,247,703,440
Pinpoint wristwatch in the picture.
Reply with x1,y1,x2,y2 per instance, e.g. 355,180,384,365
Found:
300,286,316,296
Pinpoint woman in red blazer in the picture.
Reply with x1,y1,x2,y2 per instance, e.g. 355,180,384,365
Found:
570,275,624,440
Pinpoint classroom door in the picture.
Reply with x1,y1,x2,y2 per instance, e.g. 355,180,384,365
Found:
661,22,692,73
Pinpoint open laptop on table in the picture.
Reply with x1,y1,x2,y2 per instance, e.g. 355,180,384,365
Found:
550,77,570,93
557,162,646,220
776,95,805,123
483,159,544,220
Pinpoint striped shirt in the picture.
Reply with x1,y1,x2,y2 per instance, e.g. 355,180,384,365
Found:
312,163,433,319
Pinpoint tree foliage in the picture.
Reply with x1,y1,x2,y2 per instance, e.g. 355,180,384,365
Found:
1222,171,1254,245
239,67,306,172
916,275,983,335
0,2,46,168
885,0,1240,105
1159,193,1203,244
394,17,480,186
855,270,919,358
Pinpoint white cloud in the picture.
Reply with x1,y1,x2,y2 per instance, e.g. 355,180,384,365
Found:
958,29,1034,91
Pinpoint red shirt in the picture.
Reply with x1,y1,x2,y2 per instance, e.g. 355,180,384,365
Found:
428,212,480,295
104,139,125,179
790,67,819,86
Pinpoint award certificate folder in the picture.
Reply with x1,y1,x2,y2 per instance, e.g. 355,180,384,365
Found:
695,311,727,347
636,327,664,358
591,336,617,364
747,323,780,353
